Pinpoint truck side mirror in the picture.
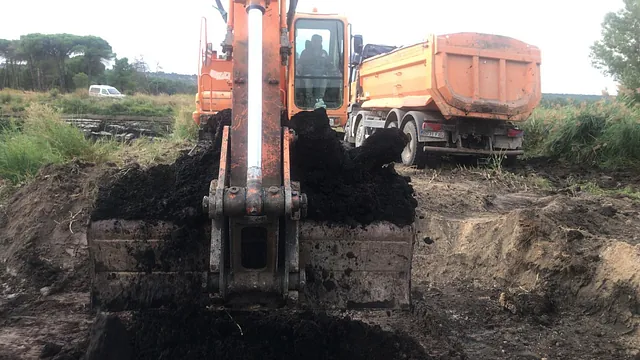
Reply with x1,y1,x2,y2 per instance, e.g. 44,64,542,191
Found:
350,53,362,66
353,35,363,55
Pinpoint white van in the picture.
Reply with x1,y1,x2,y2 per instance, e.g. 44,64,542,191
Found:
89,85,126,98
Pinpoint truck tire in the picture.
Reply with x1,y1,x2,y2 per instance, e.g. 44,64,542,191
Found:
355,121,366,147
401,120,426,169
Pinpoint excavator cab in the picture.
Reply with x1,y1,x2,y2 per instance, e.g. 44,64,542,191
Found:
288,9,349,131
87,0,415,311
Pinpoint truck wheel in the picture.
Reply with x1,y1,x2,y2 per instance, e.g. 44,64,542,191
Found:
355,121,366,147
386,122,398,128
401,120,426,168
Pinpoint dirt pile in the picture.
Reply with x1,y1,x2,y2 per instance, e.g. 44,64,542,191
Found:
411,174,640,331
89,111,227,285
92,107,416,228
0,160,114,294
289,107,417,227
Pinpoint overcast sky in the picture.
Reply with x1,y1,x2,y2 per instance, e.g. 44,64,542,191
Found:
0,0,625,94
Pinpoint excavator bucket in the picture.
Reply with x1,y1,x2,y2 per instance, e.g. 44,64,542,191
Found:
86,219,414,311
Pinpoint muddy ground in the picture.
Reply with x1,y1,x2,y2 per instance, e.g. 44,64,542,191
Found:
2,122,640,358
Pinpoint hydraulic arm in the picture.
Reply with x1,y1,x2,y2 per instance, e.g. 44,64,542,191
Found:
202,0,306,306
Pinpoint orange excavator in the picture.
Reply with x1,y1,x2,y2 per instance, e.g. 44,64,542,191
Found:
87,0,415,310
193,0,352,136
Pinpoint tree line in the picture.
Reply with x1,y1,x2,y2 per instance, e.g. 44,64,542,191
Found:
0,33,196,95
591,0,640,102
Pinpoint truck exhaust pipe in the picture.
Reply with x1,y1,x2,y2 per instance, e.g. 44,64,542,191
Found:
246,4,265,215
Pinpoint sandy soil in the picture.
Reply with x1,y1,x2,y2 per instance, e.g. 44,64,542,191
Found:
1,157,640,359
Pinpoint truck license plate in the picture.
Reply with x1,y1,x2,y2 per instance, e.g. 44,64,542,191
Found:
422,131,445,138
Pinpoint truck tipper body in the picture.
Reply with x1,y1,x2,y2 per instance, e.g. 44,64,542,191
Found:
344,32,542,167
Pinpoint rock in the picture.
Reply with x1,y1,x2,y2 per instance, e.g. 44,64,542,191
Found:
40,286,52,297
84,314,132,360
105,124,127,133
39,342,62,358
91,131,114,138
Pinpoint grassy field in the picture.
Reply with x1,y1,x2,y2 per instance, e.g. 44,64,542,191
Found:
0,100,198,187
0,89,193,117
1,89,639,191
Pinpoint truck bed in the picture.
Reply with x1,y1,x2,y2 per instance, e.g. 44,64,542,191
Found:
358,32,541,122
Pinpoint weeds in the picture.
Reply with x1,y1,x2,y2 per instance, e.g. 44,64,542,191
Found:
564,179,640,201
171,106,199,141
523,100,640,169
0,104,116,183
112,137,189,167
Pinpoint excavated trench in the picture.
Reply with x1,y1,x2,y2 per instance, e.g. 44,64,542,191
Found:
86,107,422,359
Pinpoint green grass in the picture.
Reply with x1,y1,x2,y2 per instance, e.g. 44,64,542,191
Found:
0,89,193,118
522,100,640,170
171,105,199,141
563,180,640,201
0,99,198,187
0,103,116,183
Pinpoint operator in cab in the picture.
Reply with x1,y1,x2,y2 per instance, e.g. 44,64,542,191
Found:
298,34,333,108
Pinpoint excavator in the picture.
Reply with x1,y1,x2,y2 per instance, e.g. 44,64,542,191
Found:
193,0,352,135
86,0,415,311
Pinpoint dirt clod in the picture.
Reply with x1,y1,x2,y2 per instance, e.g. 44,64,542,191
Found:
84,314,132,360
39,342,62,358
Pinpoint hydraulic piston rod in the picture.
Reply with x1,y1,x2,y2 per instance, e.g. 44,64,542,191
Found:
246,4,265,216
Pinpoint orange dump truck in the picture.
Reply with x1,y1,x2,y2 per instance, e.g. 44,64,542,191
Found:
344,32,542,167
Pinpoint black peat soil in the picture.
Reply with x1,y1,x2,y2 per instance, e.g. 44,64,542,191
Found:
90,110,230,223
92,107,417,227
109,309,428,360
289,107,418,227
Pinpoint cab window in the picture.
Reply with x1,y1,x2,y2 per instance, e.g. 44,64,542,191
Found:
293,18,344,109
